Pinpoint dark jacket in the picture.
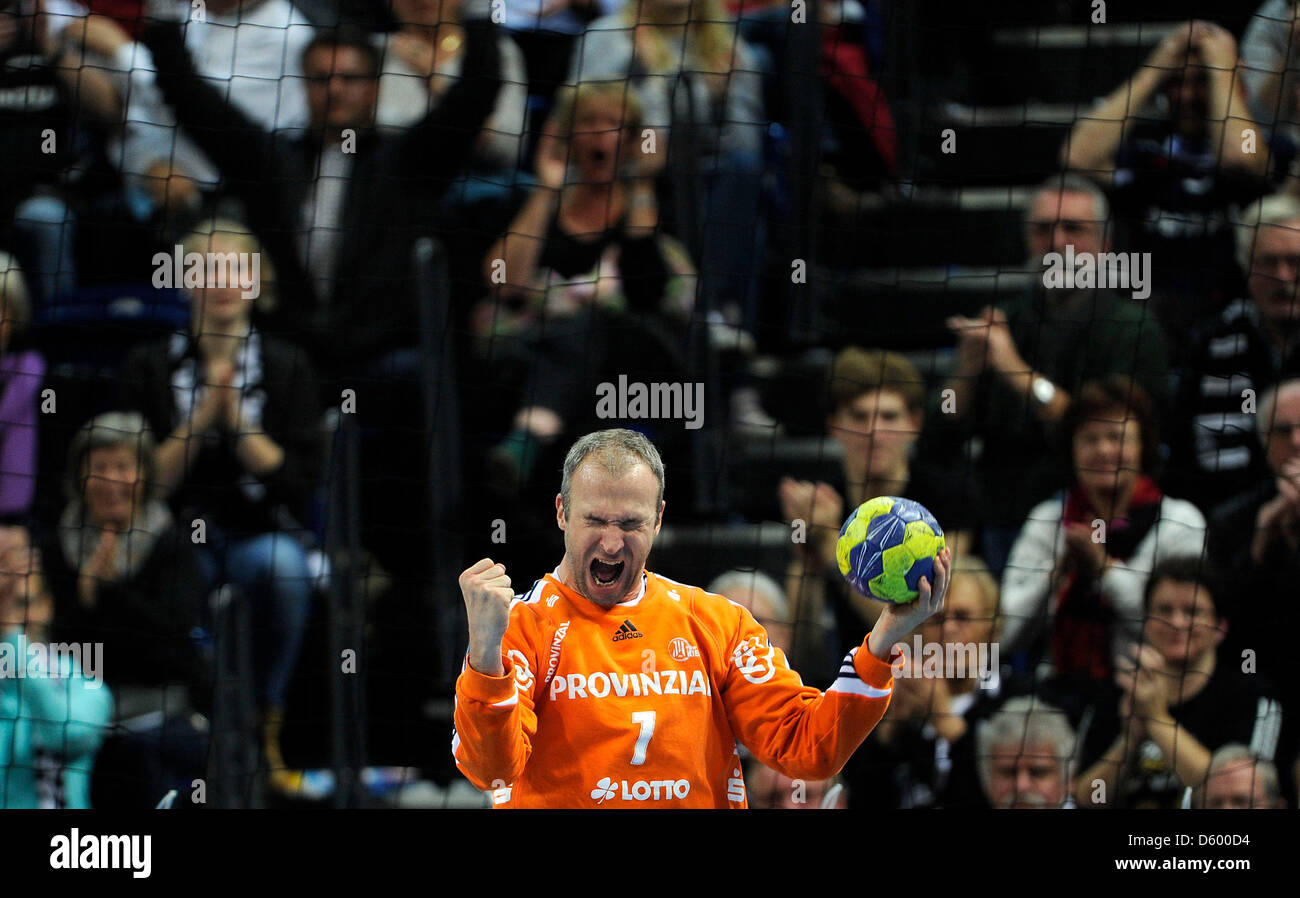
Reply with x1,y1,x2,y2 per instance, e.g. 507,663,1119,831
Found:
1208,479,1300,717
924,286,1172,528
138,18,502,374
120,331,322,537
45,517,209,699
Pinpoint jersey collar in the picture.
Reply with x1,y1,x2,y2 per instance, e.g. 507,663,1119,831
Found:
550,565,649,608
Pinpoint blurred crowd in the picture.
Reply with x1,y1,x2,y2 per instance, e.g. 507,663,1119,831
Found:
0,0,1297,809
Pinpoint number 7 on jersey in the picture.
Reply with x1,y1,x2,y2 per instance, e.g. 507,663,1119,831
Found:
630,711,656,765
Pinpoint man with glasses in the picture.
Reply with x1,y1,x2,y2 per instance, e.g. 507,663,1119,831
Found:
138,6,502,586
138,5,501,377
930,174,1171,576
1169,194,1300,510
1073,557,1283,809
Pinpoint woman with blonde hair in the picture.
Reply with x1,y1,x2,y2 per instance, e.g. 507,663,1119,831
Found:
120,217,322,796
481,80,696,491
569,0,767,335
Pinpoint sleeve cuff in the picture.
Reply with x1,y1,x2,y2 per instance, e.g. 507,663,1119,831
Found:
457,656,518,705
854,634,902,690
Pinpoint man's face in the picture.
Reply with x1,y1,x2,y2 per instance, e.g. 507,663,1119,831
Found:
828,389,920,479
304,45,378,131
1247,221,1300,334
1204,759,1280,809
1264,387,1300,475
987,741,1069,808
1026,189,1105,262
1144,579,1223,668
557,459,663,607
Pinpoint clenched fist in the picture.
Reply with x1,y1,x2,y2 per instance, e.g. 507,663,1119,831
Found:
460,558,514,676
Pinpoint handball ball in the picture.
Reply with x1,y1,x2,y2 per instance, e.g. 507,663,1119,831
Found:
836,496,946,604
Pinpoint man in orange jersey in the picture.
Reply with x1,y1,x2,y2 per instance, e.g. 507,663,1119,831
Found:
452,428,951,807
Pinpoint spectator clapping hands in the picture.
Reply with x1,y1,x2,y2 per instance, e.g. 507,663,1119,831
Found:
1252,455,1300,562
779,477,844,565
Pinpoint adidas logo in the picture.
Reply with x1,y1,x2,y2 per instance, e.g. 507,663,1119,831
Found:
612,620,644,642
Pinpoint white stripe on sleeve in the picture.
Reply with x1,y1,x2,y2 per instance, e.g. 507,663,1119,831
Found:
827,677,892,699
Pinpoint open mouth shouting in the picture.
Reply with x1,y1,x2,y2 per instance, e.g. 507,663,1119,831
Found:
590,557,625,588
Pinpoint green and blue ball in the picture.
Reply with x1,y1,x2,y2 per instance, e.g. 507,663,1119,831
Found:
836,496,946,604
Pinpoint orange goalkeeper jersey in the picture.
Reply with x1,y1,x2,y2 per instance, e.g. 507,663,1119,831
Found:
452,568,901,808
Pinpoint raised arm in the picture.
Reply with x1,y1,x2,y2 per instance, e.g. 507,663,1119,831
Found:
616,134,670,311
474,35,527,169
482,126,566,300
723,550,948,780
452,559,540,789
394,16,502,186
1196,22,1272,176
1061,24,1196,185
1240,4,1300,132
138,19,273,186
39,4,123,125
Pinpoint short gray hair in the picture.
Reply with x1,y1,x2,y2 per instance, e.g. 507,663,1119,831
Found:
65,411,158,503
1256,378,1300,449
1197,744,1282,807
707,569,791,623
1029,173,1110,232
560,429,665,517
1235,193,1300,274
976,696,1077,798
